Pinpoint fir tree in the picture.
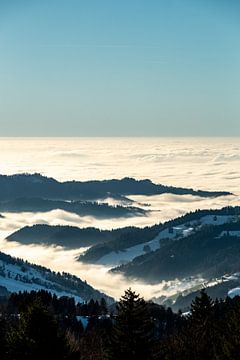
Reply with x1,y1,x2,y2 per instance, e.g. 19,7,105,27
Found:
190,289,221,360
191,289,214,324
7,301,67,360
221,298,240,359
100,297,108,315
111,288,154,360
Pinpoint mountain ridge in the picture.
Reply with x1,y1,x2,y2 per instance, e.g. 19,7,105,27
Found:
0,251,114,304
0,173,232,201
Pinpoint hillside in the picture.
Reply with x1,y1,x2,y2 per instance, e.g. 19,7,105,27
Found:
0,173,231,202
79,224,162,264
0,251,113,303
7,224,138,249
0,197,146,218
112,211,240,283
171,275,240,311
80,207,240,265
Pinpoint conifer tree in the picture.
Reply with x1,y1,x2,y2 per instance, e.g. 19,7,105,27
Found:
221,298,240,359
7,301,67,360
190,289,221,360
100,297,108,315
191,289,214,324
111,288,154,360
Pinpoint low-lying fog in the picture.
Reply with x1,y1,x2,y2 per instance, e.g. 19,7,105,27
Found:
0,237,206,300
0,191,238,300
0,193,238,235
0,137,240,299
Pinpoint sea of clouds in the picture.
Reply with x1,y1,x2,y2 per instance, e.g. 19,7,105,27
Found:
0,137,239,299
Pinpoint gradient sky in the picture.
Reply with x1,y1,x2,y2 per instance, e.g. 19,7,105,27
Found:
0,0,240,136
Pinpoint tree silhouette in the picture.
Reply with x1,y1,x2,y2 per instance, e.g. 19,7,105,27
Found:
7,301,67,360
189,289,221,360
111,288,154,360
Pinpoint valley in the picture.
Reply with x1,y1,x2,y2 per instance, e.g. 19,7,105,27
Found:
1,172,240,311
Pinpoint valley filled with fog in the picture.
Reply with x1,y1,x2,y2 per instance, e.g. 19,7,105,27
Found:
0,137,240,300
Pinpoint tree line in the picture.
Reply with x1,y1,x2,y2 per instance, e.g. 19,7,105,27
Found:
0,288,240,359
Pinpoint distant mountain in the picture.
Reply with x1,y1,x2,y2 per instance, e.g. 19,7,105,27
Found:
0,173,231,202
0,251,113,303
7,224,138,249
112,207,240,282
0,197,146,218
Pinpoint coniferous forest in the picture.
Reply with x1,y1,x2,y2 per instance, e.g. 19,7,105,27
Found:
0,288,240,359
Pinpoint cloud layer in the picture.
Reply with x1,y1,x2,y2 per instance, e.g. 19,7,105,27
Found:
0,137,240,194
0,137,239,299
0,238,206,300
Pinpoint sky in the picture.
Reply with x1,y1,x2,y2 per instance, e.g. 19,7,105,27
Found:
0,0,240,136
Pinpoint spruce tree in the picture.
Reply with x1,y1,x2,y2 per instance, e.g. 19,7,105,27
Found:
7,301,67,360
190,289,221,360
111,288,154,360
191,289,214,324
221,298,240,359
100,297,108,315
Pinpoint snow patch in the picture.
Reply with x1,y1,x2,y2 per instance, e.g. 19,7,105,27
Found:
0,261,83,303
228,287,240,298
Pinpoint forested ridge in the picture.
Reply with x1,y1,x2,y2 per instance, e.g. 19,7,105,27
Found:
80,206,240,263
0,174,231,201
0,252,113,304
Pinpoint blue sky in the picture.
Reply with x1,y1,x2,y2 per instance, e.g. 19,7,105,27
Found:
0,0,240,136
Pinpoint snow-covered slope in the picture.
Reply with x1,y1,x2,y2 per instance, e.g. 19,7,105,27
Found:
218,231,240,238
97,227,189,266
199,215,235,226
0,252,113,303
228,287,240,298
96,215,236,266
